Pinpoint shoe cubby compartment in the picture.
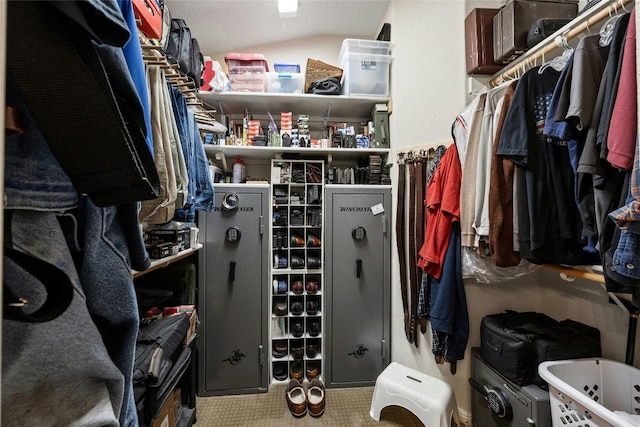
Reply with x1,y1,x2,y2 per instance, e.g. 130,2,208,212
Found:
272,317,287,339
272,275,288,295
273,361,288,382
290,318,305,338
306,318,321,338
306,249,321,270
306,295,320,315
289,296,304,316
272,230,288,249
306,207,321,226
289,185,306,205
305,274,321,294
306,338,321,359
272,295,288,317
289,228,305,247
272,205,288,227
290,339,305,361
306,228,322,248
270,160,324,383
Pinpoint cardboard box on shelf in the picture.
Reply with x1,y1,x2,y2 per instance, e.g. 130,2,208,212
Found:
151,393,176,427
173,388,183,420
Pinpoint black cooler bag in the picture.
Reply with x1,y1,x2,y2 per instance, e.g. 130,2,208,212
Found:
480,310,601,388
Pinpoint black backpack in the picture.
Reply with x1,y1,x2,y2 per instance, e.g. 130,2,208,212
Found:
164,18,204,86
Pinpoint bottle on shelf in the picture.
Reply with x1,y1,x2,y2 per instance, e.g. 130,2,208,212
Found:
233,158,243,183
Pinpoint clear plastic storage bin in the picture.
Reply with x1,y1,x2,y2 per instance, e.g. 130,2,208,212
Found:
339,53,392,97
225,53,269,92
265,72,304,94
539,358,640,427
339,38,392,59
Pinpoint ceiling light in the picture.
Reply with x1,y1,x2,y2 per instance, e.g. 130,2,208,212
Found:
278,0,297,18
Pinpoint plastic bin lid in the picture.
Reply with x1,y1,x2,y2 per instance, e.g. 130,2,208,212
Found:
339,38,392,59
224,53,269,70
273,62,301,72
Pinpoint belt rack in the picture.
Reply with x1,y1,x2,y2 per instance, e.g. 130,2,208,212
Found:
139,35,219,128
395,146,447,348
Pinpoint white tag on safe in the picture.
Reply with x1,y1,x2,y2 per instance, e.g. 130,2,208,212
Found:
371,203,384,216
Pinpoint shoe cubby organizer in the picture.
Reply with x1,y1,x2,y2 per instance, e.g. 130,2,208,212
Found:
271,160,324,383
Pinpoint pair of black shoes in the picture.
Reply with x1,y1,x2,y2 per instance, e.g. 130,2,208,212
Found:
291,345,304,361
291,256,305,269
307,257,321,269
291,301,303,316
306,300,319,315
308,321,320,337
291,233,305,247
272,341,288,358
291,319,304,337
273,362,288,381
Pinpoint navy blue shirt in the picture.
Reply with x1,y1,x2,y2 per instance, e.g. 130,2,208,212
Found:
497,66,599,265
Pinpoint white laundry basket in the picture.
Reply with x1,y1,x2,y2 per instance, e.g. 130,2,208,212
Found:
538,358,640,427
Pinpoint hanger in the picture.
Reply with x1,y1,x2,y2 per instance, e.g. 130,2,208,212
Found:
539,33,573,74
600,0,627,47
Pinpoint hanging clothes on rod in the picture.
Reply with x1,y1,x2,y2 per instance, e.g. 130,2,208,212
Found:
490,0,635,87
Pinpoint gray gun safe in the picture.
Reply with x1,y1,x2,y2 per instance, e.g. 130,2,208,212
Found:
198,184,269,396
324,185,392,387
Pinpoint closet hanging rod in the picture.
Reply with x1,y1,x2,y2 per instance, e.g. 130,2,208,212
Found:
542,264,606,284
490,0,634,86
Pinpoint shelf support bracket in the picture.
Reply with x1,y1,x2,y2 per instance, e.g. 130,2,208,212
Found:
323,102,333,129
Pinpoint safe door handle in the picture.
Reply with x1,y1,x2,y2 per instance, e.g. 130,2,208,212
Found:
229,260,236,281
356,259,363,278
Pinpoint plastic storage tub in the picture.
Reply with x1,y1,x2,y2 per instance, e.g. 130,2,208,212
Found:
265,72,304,94
339,38,392,59
538,358,640,427
273,63,300,73
339,53,392,97
225,53,269,92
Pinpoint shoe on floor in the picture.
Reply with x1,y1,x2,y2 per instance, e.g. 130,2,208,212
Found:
307,378,325,417
286,379,307,417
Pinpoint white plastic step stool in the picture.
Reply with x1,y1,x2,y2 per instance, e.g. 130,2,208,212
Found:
370,362,458,426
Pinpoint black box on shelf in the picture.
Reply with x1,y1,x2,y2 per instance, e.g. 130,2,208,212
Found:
147,242,181,259
147,228,191,252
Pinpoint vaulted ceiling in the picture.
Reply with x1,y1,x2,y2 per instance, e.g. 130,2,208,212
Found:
164,0,391,55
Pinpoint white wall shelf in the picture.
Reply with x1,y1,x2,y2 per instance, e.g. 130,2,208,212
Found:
203,144,390,162
198,91,390,122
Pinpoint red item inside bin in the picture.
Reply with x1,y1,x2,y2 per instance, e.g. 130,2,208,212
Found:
132,0,162,39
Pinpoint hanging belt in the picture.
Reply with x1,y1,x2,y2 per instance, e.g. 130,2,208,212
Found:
414,157,428,335
408,160,418,345
395,157,411,342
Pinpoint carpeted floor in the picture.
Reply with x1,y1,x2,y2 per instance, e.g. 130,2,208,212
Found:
195,384,426,426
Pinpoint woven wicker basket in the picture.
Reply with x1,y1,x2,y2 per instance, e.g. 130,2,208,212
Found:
305,58,343,93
